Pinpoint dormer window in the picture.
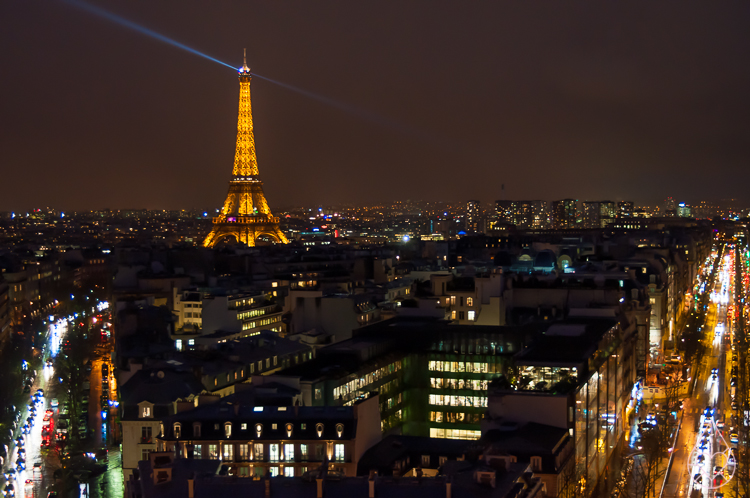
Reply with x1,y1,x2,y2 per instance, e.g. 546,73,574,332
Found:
224,422,232,438
140,404,152,419
316,423,324,438
286,423,293,438
174,423,182,439
255,423,263,438
335,423,344,438
193,423,201,438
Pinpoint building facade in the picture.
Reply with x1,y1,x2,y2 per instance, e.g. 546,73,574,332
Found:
157,395,381,478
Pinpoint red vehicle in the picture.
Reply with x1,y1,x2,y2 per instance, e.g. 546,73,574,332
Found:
41,415,55,448
42,416,54,433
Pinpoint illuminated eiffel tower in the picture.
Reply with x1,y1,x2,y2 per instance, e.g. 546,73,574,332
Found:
203,51,289,248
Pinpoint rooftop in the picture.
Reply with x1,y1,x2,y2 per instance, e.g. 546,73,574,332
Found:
513,317,618,367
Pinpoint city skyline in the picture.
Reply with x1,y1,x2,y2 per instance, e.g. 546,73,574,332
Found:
3,2,750,211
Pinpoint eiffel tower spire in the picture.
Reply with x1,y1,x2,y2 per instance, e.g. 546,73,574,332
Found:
203,51,288,248
233,48,258,177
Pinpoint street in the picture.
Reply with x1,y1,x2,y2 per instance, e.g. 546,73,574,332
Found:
2,301,122,498
653,243,742,498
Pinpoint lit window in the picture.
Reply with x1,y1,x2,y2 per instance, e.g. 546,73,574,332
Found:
335,444,345,462
466,297,473,306
223,444,234,461
270,444,280,462
468,311,476,321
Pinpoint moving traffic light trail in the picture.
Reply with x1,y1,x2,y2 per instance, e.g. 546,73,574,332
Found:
60,0,437,144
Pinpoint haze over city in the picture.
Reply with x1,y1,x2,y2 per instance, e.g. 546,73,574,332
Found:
3,1,750,210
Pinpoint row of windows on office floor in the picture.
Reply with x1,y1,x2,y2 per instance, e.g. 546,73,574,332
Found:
428,394,488,408
143,442,345,464
430,378,489,390
330,361,403,400
429,411,483,423
428,361,495,373
335,378,400,404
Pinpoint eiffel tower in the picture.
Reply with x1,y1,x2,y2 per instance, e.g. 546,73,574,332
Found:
203,51,289,248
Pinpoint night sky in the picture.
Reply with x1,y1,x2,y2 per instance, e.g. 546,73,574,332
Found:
2,1,750,211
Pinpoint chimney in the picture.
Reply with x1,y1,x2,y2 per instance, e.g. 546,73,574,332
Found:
316,478,324,498
265,477,271,498
187,477,194,498
446,477,452,498
368,471,376,498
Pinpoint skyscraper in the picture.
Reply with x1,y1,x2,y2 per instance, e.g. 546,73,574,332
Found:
466,200,481,233
552,199,578,229
663,197,677,217
582,201,616,228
